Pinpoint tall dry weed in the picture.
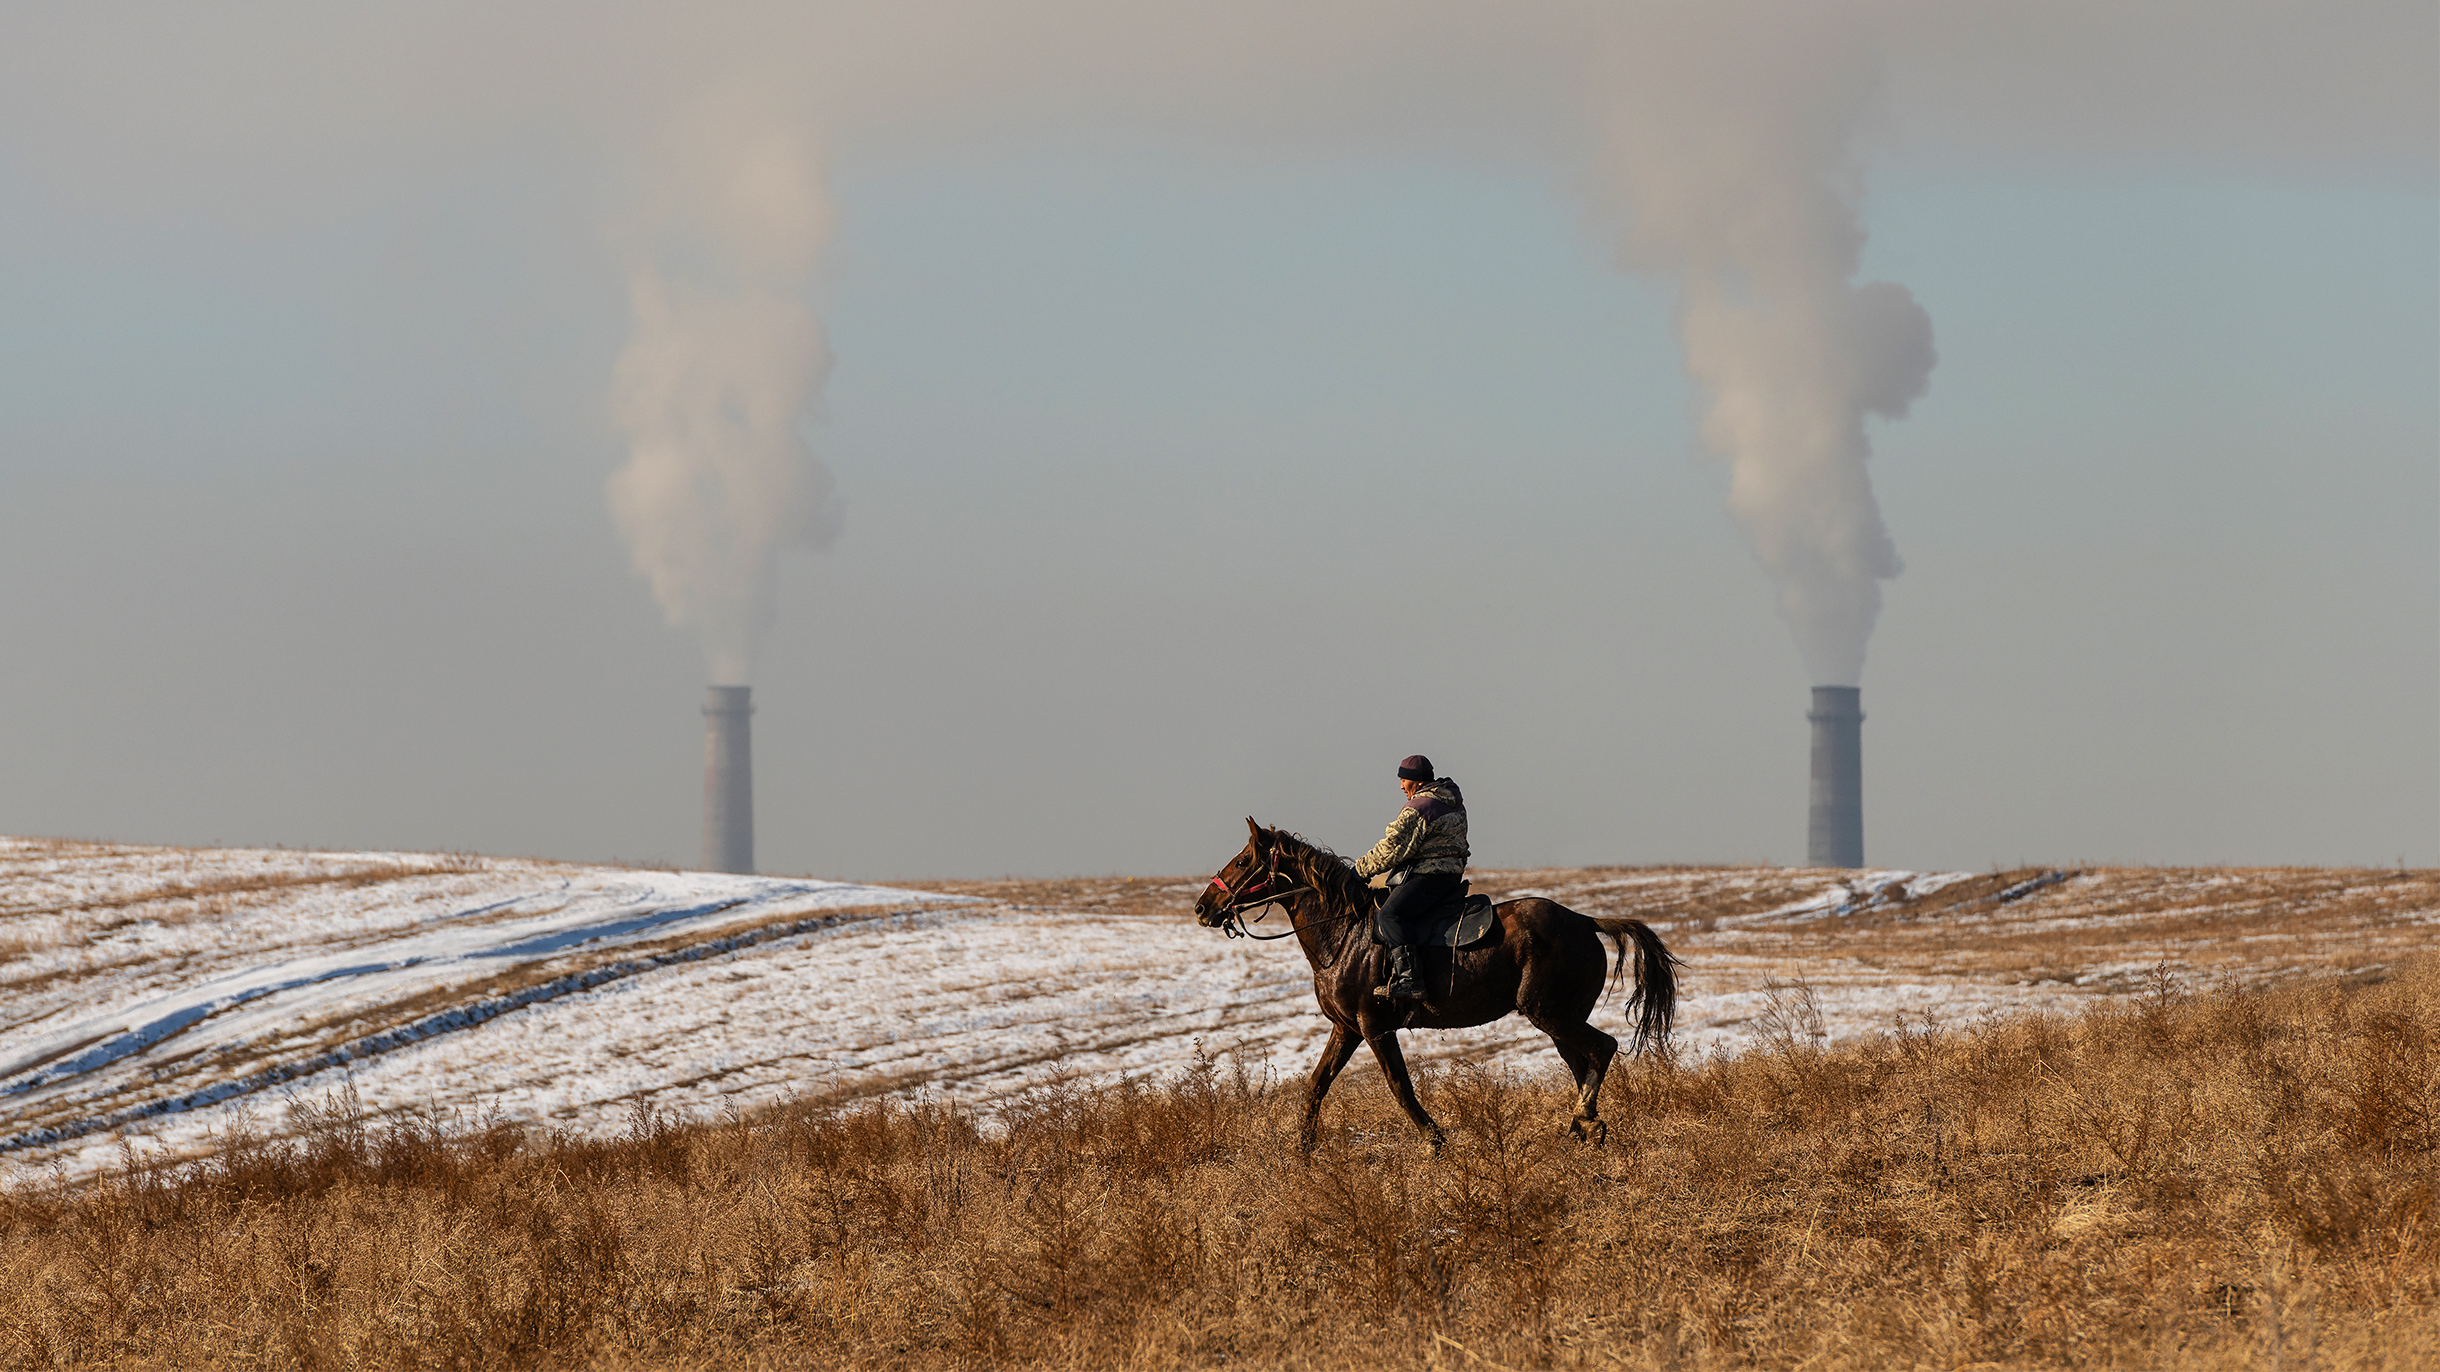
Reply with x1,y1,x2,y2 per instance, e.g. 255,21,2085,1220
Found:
2,963,2435,1370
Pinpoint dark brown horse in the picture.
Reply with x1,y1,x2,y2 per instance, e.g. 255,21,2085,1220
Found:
1195,818,1680,1152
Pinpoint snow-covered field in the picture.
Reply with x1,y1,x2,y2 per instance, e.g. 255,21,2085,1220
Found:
3,837,2433,1183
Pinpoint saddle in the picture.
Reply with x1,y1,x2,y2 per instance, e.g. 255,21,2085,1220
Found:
1375,881,1499,949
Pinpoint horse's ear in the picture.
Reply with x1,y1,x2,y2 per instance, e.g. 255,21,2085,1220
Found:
1246,816,1264,848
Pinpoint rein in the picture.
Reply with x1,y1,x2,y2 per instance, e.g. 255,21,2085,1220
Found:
1209,845,1373,941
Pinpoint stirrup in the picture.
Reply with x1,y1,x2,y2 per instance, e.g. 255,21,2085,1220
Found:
1374,948,1425,1000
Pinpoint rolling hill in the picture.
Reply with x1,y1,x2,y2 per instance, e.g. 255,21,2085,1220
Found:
4,836,2432,1182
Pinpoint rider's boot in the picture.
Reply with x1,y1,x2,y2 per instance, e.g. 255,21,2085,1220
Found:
1374,945,1425,1000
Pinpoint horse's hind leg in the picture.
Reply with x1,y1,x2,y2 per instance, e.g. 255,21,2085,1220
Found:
1299,1023,1362,1154
1364,1029,1446,1153
1532,1016,1618,1146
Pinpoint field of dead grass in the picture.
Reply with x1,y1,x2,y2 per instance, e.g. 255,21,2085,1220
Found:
3,954,2433,1371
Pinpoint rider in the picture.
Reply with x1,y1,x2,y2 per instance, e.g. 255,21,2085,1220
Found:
1353,754,1469,1000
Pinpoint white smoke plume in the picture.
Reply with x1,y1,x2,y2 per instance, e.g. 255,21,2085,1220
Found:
1590,9,1935,686
607,91,840,686
25,2,2396,689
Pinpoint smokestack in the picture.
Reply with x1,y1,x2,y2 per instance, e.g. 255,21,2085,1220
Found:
702,685,754,874
1807,686,1863,868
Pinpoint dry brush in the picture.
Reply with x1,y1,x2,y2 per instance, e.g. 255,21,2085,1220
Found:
2,960,2435,1370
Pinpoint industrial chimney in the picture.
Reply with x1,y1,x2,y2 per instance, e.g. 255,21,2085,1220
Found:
1807,686,1863,868
701,685,754,874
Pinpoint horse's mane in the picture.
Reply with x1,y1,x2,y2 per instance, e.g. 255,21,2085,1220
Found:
1260,827,1375,924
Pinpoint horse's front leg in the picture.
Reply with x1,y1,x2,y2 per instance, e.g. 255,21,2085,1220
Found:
1299,1023,1362,1154
1364,1028,1446,1153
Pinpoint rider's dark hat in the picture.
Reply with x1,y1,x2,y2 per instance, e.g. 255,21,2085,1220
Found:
1396,754,1435,782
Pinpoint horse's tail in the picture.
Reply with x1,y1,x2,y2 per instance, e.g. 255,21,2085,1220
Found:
1592,917,1683,1054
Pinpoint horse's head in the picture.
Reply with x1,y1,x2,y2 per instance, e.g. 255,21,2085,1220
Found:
1195,817,1273,928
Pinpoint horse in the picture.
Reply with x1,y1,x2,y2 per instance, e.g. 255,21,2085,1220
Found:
1194,818,1681,1153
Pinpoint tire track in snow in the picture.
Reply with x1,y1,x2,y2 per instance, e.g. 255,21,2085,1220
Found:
0,907,936,1155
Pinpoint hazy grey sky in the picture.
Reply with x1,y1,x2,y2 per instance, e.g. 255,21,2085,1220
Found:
2,1,2433,877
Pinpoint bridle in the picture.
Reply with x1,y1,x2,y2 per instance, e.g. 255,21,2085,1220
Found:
1207,838,1371,941
1207,839,1310,939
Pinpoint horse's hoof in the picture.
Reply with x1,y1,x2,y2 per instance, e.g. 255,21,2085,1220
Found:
1567,1117,1608,1148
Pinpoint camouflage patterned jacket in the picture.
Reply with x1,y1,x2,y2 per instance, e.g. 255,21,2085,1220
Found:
1352,779,1470,881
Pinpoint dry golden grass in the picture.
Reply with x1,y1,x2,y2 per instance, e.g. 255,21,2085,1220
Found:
3,958,2434,1371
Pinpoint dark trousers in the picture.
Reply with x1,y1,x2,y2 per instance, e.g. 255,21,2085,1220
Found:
1375,870,1463,948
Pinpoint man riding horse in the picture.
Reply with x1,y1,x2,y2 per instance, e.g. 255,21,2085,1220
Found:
1354,754,1468,1001
1197,799,1678,1151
